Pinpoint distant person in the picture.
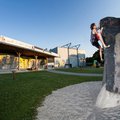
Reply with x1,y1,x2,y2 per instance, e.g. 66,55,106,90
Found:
90,23,110,61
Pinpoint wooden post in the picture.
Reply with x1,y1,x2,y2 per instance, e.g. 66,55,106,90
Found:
45,57,48,69
12,70,16,80
17,52,21,70
35,56,38,70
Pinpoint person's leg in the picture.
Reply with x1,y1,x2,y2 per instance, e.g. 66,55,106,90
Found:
96,33,110,48
96,33,106,47
99,46,103,61
92,41,103,61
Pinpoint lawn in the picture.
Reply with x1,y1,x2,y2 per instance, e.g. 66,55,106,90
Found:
0,71,102,120
55,67,104,74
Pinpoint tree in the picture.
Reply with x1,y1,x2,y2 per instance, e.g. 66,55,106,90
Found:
86,50,104,66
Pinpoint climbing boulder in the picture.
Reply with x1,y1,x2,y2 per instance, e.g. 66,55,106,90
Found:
100,17,120,93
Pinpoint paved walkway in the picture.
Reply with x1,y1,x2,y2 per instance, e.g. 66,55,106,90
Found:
47,69,103,77
0,69,29,74
0,69,44,74
0,69,103,77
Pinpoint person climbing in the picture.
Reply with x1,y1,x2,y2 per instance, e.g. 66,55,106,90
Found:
90,23,110,61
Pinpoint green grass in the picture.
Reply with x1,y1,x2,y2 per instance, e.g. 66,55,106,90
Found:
55,67,104,74
0,71,102,120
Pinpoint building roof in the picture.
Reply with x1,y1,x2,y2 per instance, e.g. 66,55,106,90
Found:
51,46,86,54
0,36,58,58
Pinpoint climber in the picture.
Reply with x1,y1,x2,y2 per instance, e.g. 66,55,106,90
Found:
90,23,110,61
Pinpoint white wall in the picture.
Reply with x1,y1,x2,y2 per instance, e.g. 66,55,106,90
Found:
54,47,86,67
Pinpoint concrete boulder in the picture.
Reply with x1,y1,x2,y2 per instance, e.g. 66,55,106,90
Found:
100,17,120,93
96,17,120,108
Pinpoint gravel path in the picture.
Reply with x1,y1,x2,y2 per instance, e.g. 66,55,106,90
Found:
36,81,120,120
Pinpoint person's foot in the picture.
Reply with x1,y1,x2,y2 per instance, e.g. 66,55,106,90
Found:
101,58,104,62
104,45,110,49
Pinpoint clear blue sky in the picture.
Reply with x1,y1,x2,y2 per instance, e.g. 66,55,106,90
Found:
0,0,120,57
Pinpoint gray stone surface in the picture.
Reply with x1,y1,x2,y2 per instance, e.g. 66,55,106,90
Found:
36,82,120,120
100,17,120,93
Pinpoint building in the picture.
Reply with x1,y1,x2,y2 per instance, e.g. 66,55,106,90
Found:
50,46,86,68
0,36,58,70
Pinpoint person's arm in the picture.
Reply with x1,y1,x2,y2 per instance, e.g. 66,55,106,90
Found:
97,22,101,30
98,22,103,33
96,27,100,30
100,27,103,33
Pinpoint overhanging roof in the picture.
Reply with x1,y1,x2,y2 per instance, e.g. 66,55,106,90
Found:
0,36,58,58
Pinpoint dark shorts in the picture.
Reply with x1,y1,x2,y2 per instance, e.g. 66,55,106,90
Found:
92,41,100,49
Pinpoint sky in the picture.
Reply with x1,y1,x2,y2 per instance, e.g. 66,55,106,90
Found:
0,0,120,57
